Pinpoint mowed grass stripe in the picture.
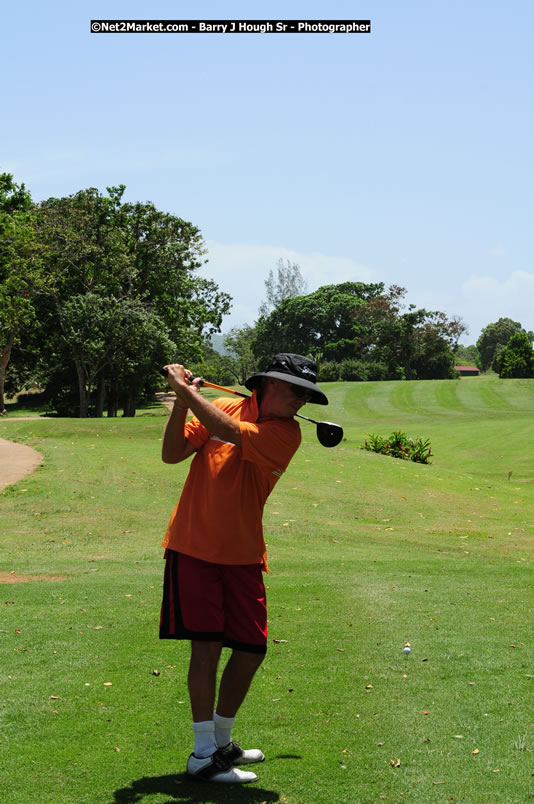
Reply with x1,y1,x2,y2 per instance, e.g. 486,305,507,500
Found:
432,379,472,414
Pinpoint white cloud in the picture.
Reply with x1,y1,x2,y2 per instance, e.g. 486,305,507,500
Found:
460,270,534,339
201,240,377,330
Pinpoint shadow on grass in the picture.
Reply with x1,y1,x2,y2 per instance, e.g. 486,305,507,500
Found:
112,773,280,803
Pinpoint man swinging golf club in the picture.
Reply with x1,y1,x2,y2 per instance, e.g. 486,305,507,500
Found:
160,353,328,783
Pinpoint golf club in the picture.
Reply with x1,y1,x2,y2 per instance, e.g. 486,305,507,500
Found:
159,368,344,448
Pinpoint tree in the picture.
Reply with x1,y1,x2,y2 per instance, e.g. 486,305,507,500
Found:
253,281,385,366
34,187,231,416
476,318,522,372
455,343,480,367
497,331,534,378
0,175,43,413
253,281,461,381
258,258,307,317
188,339,237,387
223,325,257,384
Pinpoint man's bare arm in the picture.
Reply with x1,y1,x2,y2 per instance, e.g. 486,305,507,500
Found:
161,364,241,464
161,402,197,464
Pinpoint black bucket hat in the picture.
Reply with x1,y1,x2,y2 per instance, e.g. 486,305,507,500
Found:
245,353,328,405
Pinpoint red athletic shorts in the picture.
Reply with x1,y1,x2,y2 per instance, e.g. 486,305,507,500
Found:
159,550,268,654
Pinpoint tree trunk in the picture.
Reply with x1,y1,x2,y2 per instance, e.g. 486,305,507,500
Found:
107,379,119,417
0,333,15,414
95,374,106,418
122,391,136,417
75,360,88,418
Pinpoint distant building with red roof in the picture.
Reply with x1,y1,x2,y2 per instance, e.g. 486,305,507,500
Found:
454,365,480,376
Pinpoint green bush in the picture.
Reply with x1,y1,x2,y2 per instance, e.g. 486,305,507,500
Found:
362,430,432,464
365,360,389,381
339,359,369,381
318,361,341,381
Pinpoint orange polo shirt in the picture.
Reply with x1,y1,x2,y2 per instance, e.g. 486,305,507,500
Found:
162,391,301,569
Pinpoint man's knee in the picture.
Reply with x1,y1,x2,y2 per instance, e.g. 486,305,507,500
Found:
190,640,223,672
231,648,266,672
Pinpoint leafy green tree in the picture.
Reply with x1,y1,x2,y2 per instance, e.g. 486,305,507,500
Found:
34,186,231,416
410,317,457,380
253,281,461,381
454,343,480,367
0,175,43,413
188,339,237,387
223,324,257,384
253,281,385,366
497,331,534,378
476,318,522,372
258,258,307,317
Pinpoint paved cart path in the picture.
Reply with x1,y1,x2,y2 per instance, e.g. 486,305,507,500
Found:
0,436,43,491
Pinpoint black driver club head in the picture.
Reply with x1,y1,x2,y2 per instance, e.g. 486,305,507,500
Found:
316,421,344,448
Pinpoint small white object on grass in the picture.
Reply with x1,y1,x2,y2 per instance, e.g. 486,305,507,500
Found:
403,646,411,656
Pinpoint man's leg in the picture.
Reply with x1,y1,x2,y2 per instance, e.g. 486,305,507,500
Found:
188,640,223,722
186,641,259,783
213,649,266,767
216,648,265,718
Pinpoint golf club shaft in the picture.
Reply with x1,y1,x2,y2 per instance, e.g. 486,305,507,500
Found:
161,369,320,426
198,379,321,425
198,379,248,399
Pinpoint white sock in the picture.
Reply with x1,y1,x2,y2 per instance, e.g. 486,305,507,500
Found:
192,720,217,758
214,711,235,747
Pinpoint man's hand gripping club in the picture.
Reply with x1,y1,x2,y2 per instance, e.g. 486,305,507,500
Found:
161,364,242,464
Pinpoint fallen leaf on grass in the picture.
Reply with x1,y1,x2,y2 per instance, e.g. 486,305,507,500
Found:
152,669,161,676
103,682,113,687
472,749,480,755
273,638,288,644
390,758,401,767
422,710,431,715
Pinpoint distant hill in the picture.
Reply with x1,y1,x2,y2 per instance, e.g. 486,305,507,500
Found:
209,333,229,355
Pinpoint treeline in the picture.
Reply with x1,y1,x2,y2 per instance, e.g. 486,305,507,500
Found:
0,176,230,416
200,264,534,386
3,175,532,418
195,265,469,386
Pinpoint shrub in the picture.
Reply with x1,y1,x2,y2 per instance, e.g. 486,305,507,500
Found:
365,361,389,381
362,430,432,464
339,359,369,381
318,361,341,382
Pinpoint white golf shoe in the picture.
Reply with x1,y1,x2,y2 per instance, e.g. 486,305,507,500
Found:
186,749,258,783
218,740,265,765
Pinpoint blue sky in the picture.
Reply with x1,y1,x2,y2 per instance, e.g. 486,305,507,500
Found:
3,0,533,344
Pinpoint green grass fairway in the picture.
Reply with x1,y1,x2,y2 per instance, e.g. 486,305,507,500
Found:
1,376,533,803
